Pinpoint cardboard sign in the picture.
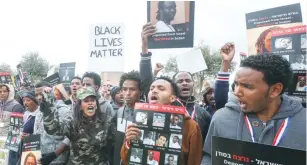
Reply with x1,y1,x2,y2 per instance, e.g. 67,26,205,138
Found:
212,136,306,165
147,1,195,49
176,49,207,74
128,103,185,165
89,23,125,72
245,3,303,55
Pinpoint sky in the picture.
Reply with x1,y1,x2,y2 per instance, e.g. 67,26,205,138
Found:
0,0,306,76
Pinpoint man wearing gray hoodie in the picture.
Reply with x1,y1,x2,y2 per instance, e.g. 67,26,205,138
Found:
201,54,306,165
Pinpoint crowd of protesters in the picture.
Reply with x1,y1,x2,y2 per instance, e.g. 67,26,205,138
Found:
0,21,305,165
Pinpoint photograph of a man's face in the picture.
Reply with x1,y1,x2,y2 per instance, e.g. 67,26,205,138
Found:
301,34,306,49
135,112,148,125
149,1,191,33
164,154,178,165
153,113,165,127
155,133,168,147
275,37,292,50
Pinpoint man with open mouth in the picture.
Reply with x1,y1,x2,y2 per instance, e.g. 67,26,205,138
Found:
121,76,203,165
201,54,306,165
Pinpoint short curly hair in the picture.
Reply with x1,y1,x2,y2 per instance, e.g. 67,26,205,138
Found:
119,70,141,90
82,72,101,89
155,76,180,97
240,54,292,95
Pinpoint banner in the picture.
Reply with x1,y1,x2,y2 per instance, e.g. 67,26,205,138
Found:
245,3,303,55
89,23,125,72
147,1,195,49
43,72,61,86
59,62,76,87
0,72,12,85
5,113,23,152
128,103,185,165
271,25,306,100
212,136,306,165
21,135,41,165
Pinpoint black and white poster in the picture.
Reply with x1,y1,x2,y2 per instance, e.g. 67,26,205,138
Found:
147,1,195,49
59,62,76,88
0,72,12,85
271,25,306,100
212,136,306,165
128,103,185,165
21,134,41,165
5,113,23,152
43,72,61,87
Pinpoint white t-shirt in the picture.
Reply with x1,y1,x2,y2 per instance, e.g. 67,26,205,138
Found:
131,156,141,162
147,158,158,165
296,86,306,91
155,21,175,33
169,142,181,149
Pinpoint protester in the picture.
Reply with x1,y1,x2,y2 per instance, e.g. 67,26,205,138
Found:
112,22,156,165
70,76,82,107
102,80,113,102
110,86,124,113
82,72,114,117
201,54,306,164
0,84,24,165
34,82,71,165
121,76,203,165
39,86,115,164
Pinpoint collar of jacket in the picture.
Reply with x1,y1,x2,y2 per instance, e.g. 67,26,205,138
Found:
178,96,196,106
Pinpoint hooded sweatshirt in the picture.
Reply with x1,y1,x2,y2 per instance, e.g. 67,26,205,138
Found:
120,115,203,165
201,94,306,165
0,84,24,136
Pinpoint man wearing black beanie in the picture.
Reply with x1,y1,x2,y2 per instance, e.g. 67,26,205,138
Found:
110,86,124,113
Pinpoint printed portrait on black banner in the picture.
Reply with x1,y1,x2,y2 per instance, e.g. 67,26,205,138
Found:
169,114,182,129
147,150,160,165
245,3,303,55
164,154,178,165
130,148,143,163
132,129,144,144
290,54,306,70
274,37,292,50
147,1,195,49
301,34,306,49
169,134,182,149
135,111,148,125
295,76,306,92
155,132,168,147
153,113,165,127
143,131,156,145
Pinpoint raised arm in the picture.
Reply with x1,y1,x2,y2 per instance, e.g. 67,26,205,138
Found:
140,23,156,99
214,42,235,110
40,91,73,139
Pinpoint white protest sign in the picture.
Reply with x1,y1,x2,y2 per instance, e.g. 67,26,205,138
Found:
88,23,125,72
176,49,207,74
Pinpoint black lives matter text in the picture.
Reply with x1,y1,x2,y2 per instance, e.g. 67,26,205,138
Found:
90,26,123,58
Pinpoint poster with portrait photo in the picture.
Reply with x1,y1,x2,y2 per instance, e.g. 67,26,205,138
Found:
130,148,143,163
59,62,76,88
6,113,23,151
245,3,302,55
135,112,149,125
147,1,195,49
164,154,178,165
22,135,41,164
152,113,165,127
129,103,185,165
271,25,306,99
43,72,61,86
147,150,160,165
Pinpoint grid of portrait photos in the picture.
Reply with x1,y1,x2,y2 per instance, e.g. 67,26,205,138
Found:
5,113,23,152
128,103,185,165
271,25,306,100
